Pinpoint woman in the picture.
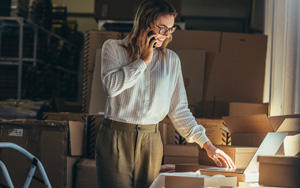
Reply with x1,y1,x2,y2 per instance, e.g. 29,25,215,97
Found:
95,0,235,187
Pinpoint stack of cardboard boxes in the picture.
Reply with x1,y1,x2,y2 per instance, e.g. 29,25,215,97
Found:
1,28,299,187
161,117,229,165
80,29,300,187
175,114,300,187
0,112,105,188
0,119,84,188
43,112,104,188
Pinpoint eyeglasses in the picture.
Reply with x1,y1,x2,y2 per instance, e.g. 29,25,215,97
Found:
156,24,177,35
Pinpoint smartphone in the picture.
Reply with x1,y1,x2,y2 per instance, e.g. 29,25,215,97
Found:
148,30,156,48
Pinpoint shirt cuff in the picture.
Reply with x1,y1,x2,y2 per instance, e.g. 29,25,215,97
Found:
196,134,210,148
133,59,147,70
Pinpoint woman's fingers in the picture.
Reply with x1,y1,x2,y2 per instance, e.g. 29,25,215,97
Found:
215,149,236,168
146,33,157,47
204,141,236,169
212,154,223,167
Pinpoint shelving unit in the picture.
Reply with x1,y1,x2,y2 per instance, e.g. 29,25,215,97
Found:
0,16,79,101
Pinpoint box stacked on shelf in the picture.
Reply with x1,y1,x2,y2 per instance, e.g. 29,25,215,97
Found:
66,20,83,70
10,0,30,18
27,0,52,30
51,4,69,38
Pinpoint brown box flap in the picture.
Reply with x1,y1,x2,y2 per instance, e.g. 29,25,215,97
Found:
223,114,300,134
269,114,300,132
222,114,274,133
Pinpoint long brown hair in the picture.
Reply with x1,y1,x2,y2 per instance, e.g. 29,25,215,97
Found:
124,0,177,61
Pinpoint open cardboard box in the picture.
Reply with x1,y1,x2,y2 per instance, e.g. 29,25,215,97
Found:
176,132,287,185
161,116,229,146
150,171,237,188
222,114,300,152
175,163,254,185
198,146,257,168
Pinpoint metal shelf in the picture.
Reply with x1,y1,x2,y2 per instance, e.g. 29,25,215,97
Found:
0,16,79,100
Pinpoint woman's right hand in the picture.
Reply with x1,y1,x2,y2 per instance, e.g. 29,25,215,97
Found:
141,29,158,65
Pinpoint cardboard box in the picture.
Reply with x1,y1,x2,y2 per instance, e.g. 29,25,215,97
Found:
94,0,181,21
204,33,267,118
175,163,214,172
83,31,125,113
75,159,98,188
175,163,256,184
84,31,122,73
89,48,106,114
53,98,82,113
159,121,168,145
196,118,230,145
173,49,206,116
223,114,300,148
45,113,170,156
159,117,188,145
169,30,267,118
278,133,300,156
82,72,94,114
198,146,257,168
168,30,222,52
175,163,259,185
164,156,199,165
258,155,300,187
43,112,105,158
163,144,199,164
165,175,237,188
229,102,268,116
0,120,79,188
161,117,229,145
195,132,287,185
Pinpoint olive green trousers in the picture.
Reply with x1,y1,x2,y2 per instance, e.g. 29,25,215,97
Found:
95,119,163,188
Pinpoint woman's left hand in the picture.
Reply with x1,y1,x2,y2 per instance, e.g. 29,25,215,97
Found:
203,141,236,168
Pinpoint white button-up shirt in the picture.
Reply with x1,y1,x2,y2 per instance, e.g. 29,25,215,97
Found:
101,36,209,147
